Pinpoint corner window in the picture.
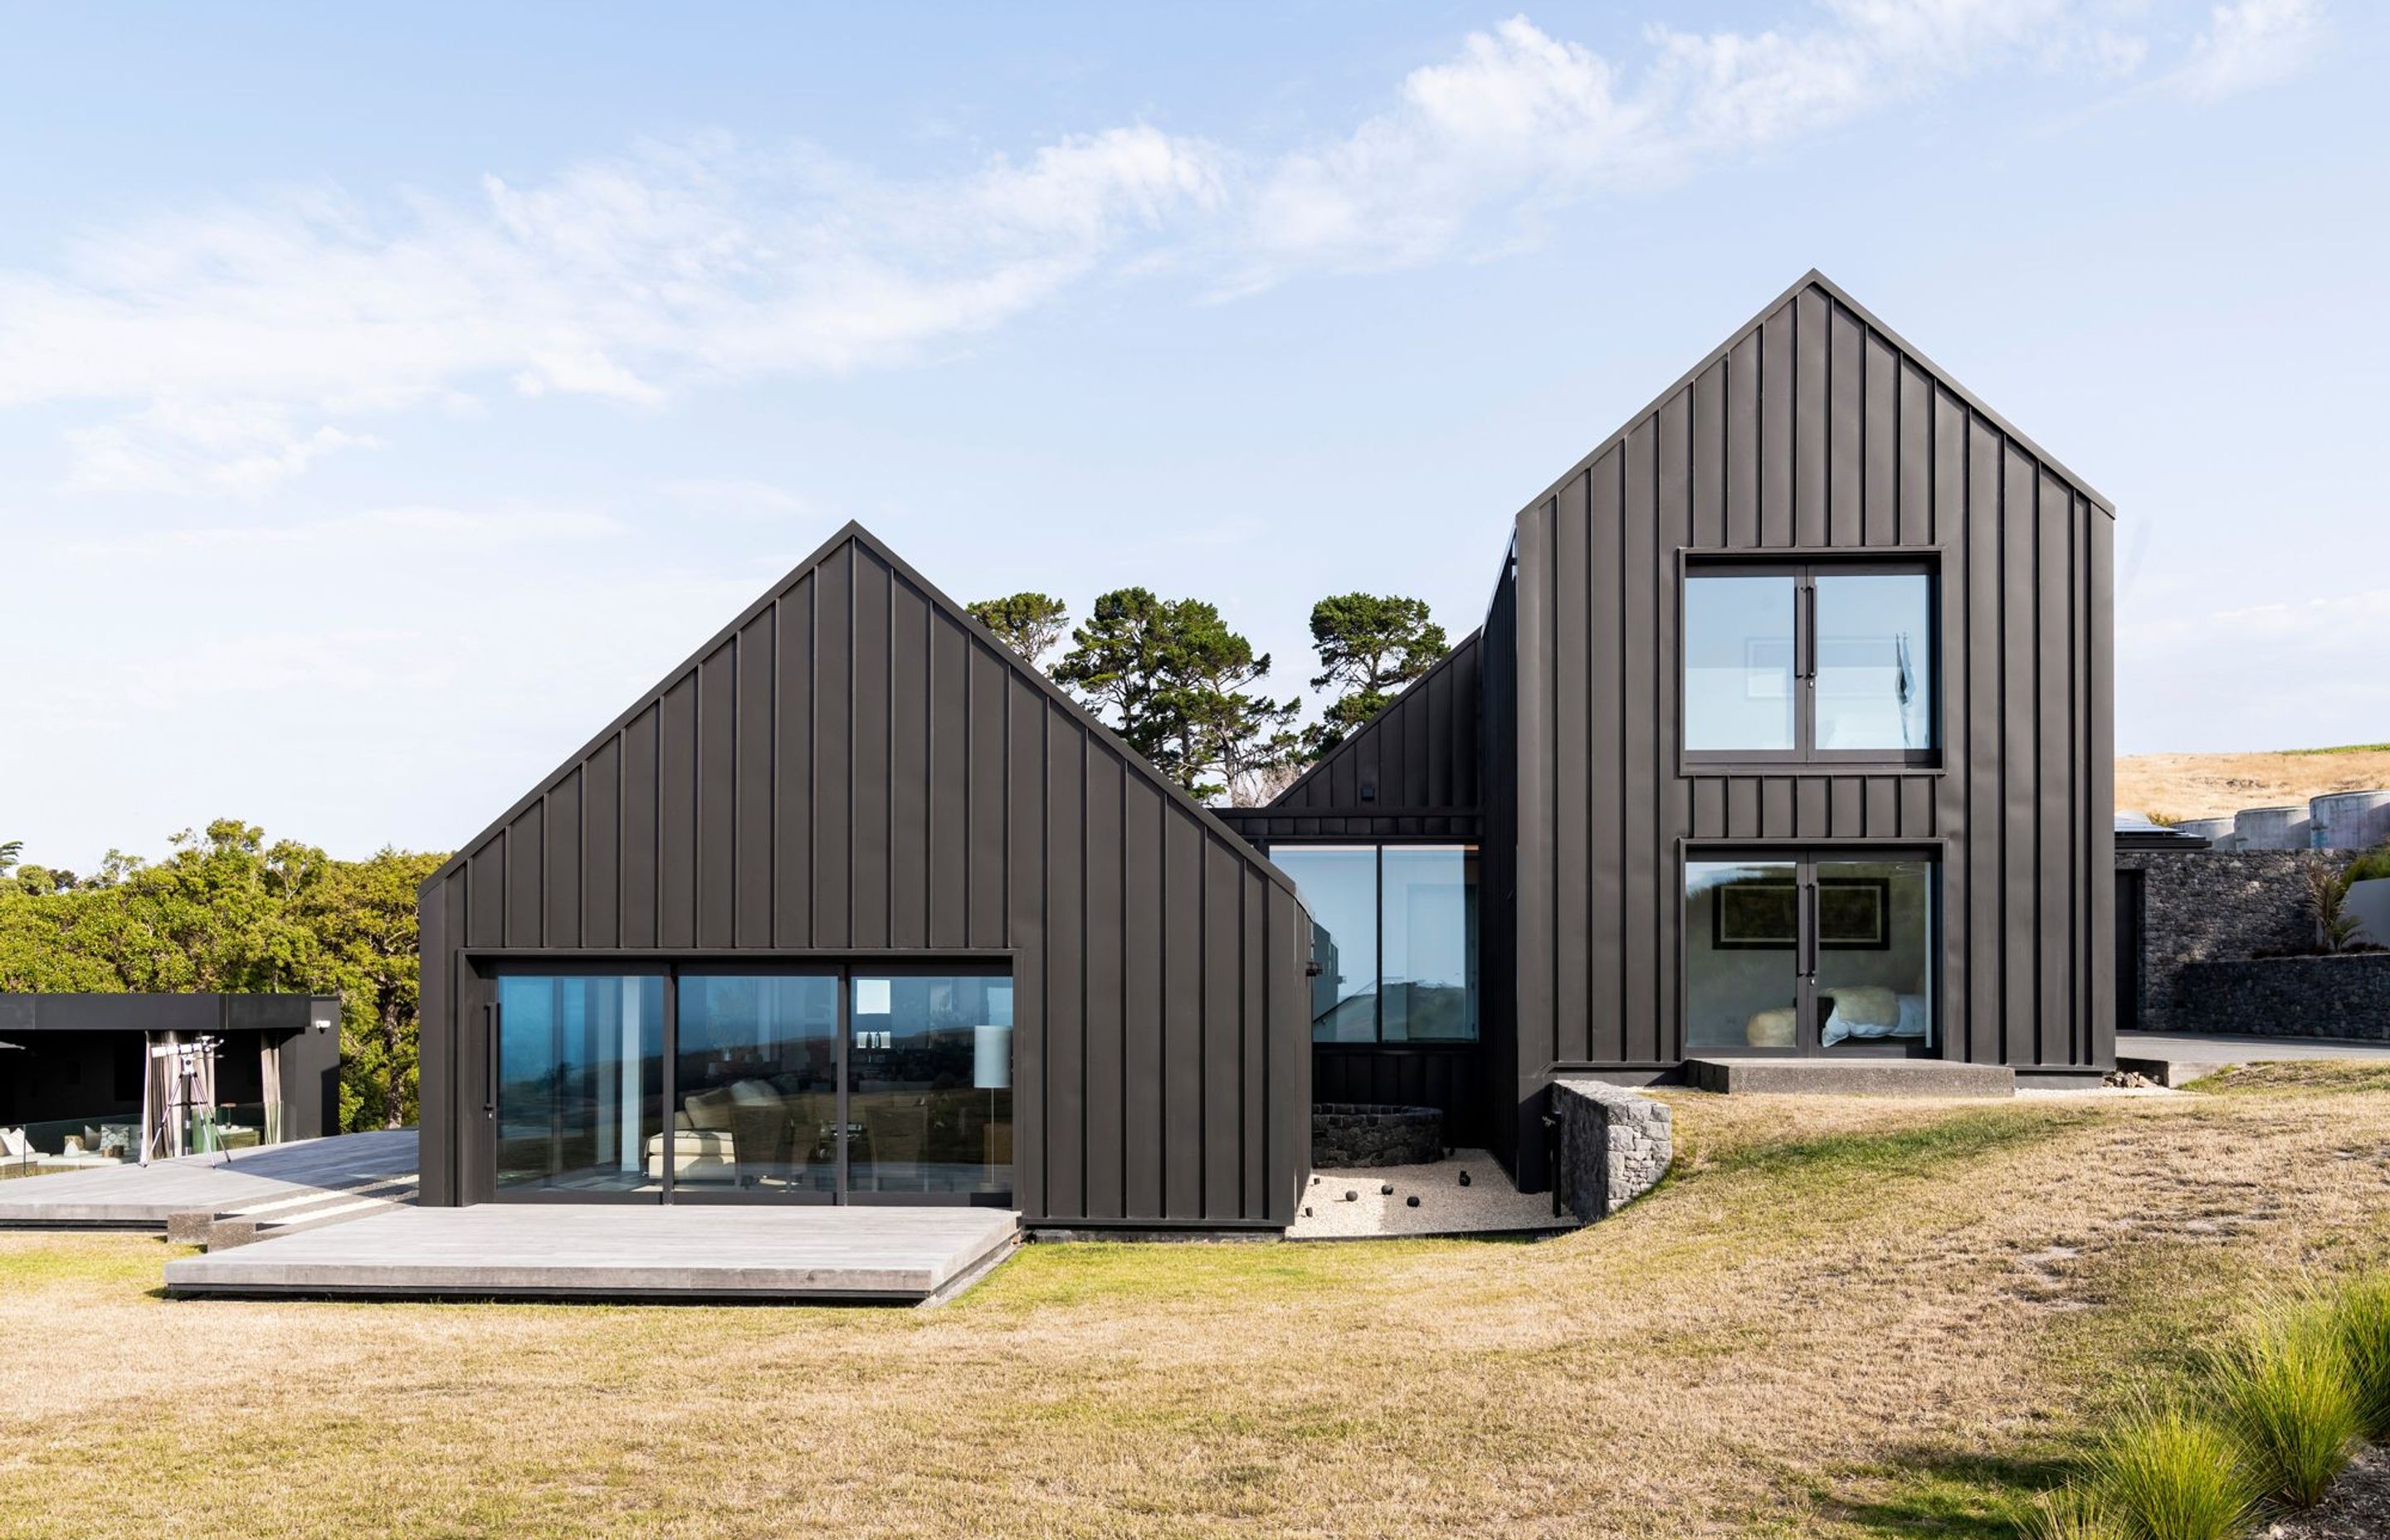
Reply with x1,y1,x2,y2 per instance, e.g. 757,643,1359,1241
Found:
1271,844,1479,1045
1685,561,1936,764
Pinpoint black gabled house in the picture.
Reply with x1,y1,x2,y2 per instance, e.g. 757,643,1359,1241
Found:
421,270,2114,1217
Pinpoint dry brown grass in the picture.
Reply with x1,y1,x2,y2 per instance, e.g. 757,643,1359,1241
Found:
7,1089,2390,1538
2117,749,2390,823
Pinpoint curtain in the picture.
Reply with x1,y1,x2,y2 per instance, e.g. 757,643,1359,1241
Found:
261,1039,283,1147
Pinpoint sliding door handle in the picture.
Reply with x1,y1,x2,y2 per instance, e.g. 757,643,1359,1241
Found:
1797,885,1816,978
483,1001,499,1118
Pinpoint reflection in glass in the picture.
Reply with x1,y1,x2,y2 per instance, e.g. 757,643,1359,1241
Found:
1815,859,1935,1049
1271,846,1378,1042
1683,861,1801,1050
673,975,838,1193
495,974,664,1192
1380,847,1479,1042
847,973,1012,1195
1685,574,1796,752
1815,573,1933,753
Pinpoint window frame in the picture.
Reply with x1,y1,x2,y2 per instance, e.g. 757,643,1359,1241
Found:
1678,553,1942,771
1266,841,1480,1046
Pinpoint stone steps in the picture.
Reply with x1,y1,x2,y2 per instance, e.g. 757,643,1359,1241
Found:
1683,1058,2016,1096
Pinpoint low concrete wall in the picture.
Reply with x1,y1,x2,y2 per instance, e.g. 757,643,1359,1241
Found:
2174,955,2390,1040
1549,1079,1671,1221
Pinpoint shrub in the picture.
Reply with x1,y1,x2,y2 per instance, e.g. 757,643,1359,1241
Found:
2211,1305,2360,1509
2021,1483,2128,1540
2087,1399,2256,1540
2328,1275,2390,1440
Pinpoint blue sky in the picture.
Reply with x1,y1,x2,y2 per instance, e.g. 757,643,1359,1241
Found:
2,1,2383,870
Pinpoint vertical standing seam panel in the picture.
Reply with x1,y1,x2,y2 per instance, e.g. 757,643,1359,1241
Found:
1726,334,1760,548
695,643,736,948
1587,459,1625,1064
505,806,543,948
1081,747,1126,1221
887,578,931,949
850,554,893,950
734,612,775,948
417,881,451,1202
658,674,698,949
1552,473,1592,1064
1513,504,1558,1094
1692,357,1726,548
1044,715,1085,1221
1863,329,1898,548
1120,776,1163,1219
1241,870,1267,1220
1760,302,1794,547
2037,470,2074,1066
1202,836,1242,1220
1622,417,1658,1065
1657,384,1693,1063
968,644,1008,948
544,769,581,948
1933,388,1969,1056
1794,287,1830,547
1828,303,1864,546
927,612,971,949
812,545,853,948
1004,675,1046,1217
1899,361,1933,547
1162,811,1204,1219
1966,417,2003,1064
2000,441,2038,1065
774,574,815,948
2088,510,2118,1068
621,704,660,948
583,736,621,949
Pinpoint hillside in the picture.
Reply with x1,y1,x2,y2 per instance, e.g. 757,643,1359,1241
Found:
2117,745,2390,822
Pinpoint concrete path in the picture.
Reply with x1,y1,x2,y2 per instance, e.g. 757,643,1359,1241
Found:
163,1202,1021,1304
0,1128,417,1228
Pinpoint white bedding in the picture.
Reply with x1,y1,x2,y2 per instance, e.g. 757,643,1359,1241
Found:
1821,992,1929,1046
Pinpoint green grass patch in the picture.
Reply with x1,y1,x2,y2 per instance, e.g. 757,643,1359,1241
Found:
1702,1106,2065,1186
0,1233,188,1292
2183,1060,2390,1096
2088,1398,2258,1540
2279,743,2390,756
2212,1305,2362,1508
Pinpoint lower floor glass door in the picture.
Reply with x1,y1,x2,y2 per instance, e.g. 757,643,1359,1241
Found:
490,962,1012,1202
1681,850,1938,1055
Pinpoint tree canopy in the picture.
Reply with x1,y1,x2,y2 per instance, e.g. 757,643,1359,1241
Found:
1305,592,1447,753
1054,588,1297,803
966,592,1071,665
0,819,446,1132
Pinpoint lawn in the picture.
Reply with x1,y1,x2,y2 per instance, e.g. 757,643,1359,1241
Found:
6,1084,2390,1538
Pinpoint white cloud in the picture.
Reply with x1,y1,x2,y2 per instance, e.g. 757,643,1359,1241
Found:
1241,4,2090,276
1,129,1221,495
56,502,625,560
0,5,2322,495
2168,0,2324,100
657,478,810,517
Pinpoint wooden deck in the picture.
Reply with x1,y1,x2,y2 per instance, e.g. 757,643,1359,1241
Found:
162,1204,1023,1305
0,1129,418,1227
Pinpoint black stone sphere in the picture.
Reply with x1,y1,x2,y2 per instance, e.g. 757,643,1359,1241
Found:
1405,1195,1420,1208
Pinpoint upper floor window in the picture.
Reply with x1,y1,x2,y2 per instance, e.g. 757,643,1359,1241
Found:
1684,561,1937,765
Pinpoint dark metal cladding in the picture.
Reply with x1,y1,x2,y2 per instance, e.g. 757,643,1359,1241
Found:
1215,631,1483,844
1494,270,2114,1186
417,524,1314,1228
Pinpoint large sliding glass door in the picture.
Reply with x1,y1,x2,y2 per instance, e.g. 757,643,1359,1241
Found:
1681,850,1937,1055
490,962,1011,1203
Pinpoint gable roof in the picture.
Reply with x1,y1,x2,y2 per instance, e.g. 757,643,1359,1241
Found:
423,519,1299,899
1515,268,2113,524
1253,626,1480,814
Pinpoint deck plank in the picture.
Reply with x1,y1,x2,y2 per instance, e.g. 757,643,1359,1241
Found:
163,1204,1022,1304
0,1130,419,1227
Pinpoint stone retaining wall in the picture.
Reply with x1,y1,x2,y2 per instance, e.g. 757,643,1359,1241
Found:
2174,955,2390,1040
1310,1104,1444,1168
1548,1079,1672,1221
2119,849,2319,1032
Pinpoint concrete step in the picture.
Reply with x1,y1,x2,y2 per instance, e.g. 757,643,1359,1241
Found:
1684,1058,2016,1096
